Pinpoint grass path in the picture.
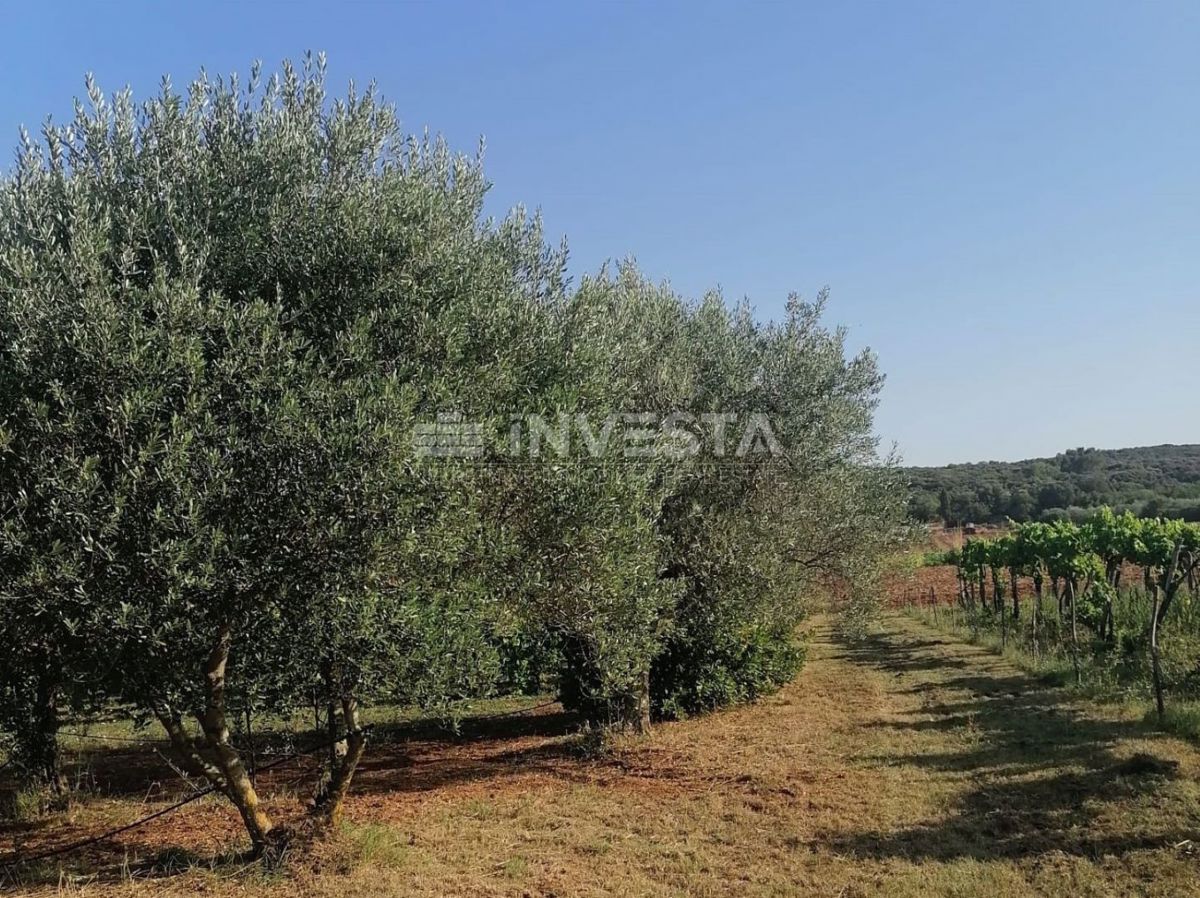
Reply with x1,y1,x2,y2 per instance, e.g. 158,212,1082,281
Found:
7,614,1200,896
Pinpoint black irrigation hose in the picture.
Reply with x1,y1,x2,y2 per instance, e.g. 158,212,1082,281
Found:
1,784,220,871
58,698,559,749
58,730,279,759
0,698,559,871
0,733,335,871
59,731,170,746
465,699,559,723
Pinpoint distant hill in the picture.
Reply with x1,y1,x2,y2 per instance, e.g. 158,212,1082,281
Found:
904,444,1200,524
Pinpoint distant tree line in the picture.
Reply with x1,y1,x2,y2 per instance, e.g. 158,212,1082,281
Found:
0,58,903,856
906,445,1200,525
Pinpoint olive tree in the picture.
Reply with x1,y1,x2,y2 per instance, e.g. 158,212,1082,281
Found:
651,290,903,704
473,265,693,732
0,56,564,847
496,274,903,727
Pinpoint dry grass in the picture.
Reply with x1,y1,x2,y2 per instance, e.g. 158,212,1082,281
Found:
5,615,1200,896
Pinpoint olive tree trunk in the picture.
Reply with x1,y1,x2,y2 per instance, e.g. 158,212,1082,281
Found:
313,693,368,826
155,624,273,856
633,667,652,734
17,666,67,793
199,625,273,854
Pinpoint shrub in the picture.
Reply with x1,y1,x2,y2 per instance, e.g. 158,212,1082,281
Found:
652,619,805,719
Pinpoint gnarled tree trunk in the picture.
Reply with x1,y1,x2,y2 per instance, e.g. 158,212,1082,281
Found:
154,703,227,788
24,661,66,793
152,624,274,856
633,667,651,734
185,624,274,855
199,625,273,855
7,650,66,793
314,693,367,826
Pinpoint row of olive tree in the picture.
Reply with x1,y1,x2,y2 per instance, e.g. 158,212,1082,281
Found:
0,57,902,855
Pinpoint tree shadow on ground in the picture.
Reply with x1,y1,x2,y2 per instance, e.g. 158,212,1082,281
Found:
0,703,588,886
827,635,972,676
349,736,607,798
0,703,583,805
826,623,1188,862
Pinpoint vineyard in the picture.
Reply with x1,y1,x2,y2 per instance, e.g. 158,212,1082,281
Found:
909,509,1200,733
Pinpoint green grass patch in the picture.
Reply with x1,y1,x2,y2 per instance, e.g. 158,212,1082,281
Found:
340,822,411,869
1145,701,1200,741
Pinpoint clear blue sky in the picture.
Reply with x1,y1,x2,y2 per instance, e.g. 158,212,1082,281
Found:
3,1,1197,465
